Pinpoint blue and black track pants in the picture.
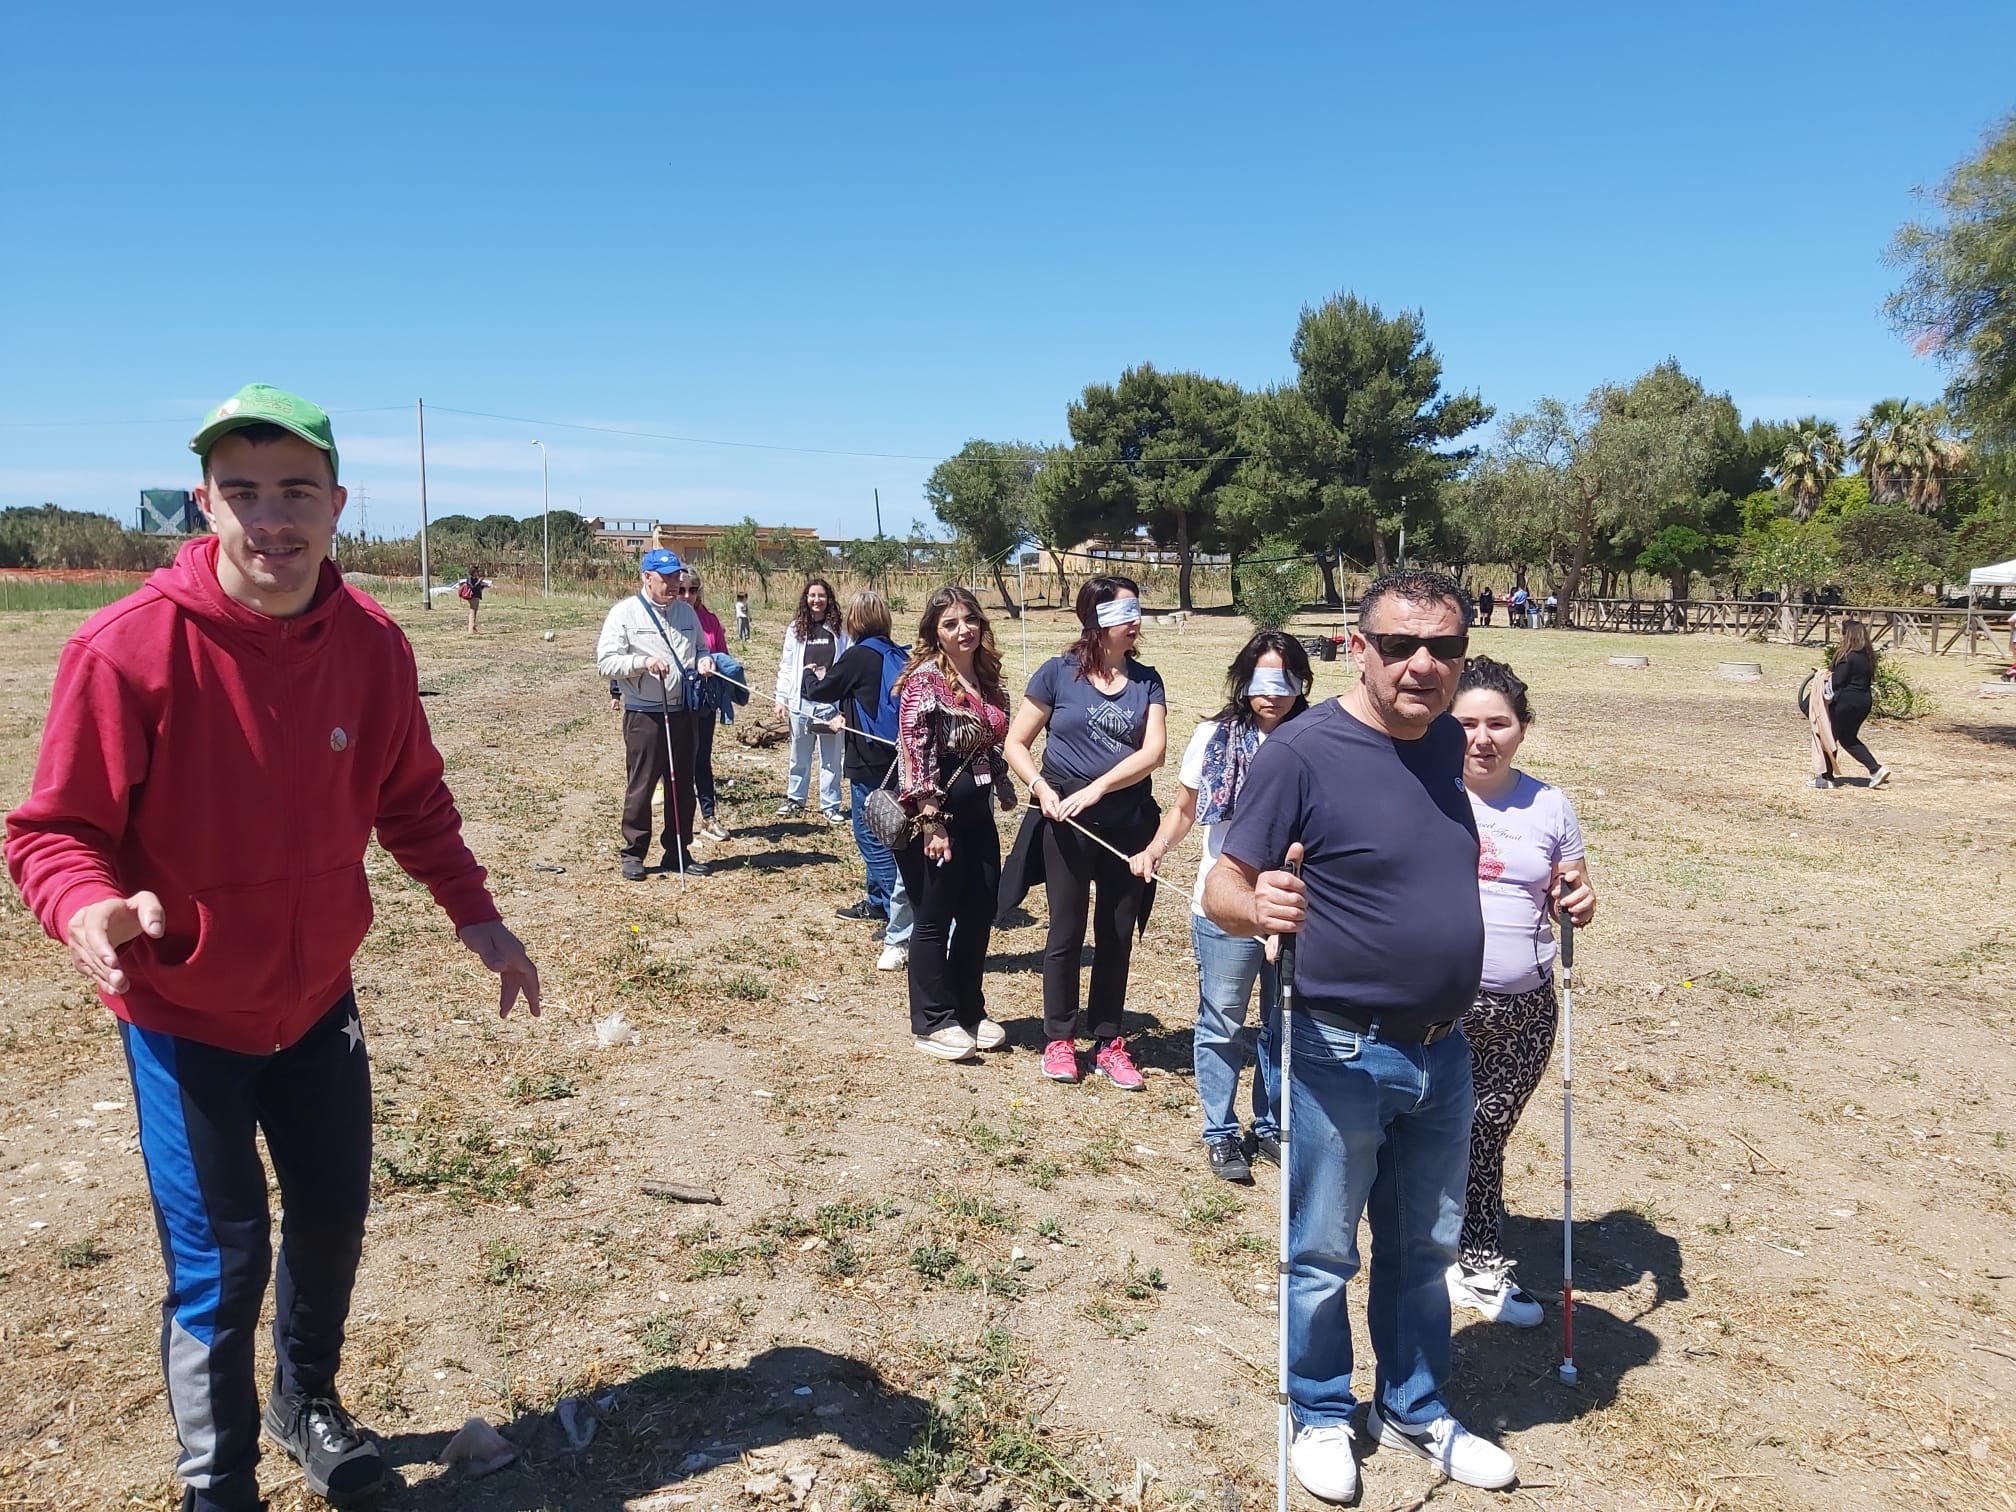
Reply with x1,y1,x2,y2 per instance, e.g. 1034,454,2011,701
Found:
119,993,373,1511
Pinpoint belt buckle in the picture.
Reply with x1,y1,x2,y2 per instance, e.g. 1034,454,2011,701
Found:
1422,1020,1453,1045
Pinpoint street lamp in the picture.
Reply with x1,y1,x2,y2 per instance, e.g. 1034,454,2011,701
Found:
531,440,551,597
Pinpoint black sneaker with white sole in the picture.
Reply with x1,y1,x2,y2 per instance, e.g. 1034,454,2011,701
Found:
1246,1127,1282,1167
262,1393,386,1503
1205,1135,1253,1183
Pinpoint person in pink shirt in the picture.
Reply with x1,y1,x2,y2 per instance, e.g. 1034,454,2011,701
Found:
678,569,732,839
1447,656,1595,1329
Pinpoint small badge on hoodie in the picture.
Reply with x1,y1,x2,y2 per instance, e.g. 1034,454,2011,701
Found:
330,727,349,753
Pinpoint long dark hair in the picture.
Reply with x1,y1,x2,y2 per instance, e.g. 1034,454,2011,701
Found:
1211,630,1314,731
1063,574,1142,678
896,584,1006,706
790,577,840,642
1455,655,1534,726
1835,618,1877,669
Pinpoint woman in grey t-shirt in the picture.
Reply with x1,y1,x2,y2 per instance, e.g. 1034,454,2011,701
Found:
1001,575,1167,1090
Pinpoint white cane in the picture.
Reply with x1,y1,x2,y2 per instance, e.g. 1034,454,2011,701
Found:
1558,912,1578,1385
658,680,687,889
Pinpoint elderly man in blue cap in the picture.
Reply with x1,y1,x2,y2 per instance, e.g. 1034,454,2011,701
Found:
597,549,718,879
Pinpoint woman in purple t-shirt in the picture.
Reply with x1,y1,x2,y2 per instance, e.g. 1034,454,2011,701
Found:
1448,656,1597,1328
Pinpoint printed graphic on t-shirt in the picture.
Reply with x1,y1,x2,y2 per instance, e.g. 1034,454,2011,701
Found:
1086,698,1138,751
1477,829,1505,881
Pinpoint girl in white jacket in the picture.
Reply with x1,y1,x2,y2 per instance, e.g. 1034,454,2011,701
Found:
773,577,850,823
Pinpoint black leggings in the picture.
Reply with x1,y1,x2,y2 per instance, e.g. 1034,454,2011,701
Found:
893,769,1000,1036
1830,692,1880,775
1040,815,1151,1043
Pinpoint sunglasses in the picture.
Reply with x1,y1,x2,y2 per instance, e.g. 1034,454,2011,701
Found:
1361,631,1469,662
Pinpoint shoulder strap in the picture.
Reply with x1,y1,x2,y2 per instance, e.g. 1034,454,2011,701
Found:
637,593,691,677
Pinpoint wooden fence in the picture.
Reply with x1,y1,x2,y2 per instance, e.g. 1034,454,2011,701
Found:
1562,598,2000,656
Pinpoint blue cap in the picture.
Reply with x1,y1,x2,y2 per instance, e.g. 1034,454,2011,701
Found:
640,548,684,576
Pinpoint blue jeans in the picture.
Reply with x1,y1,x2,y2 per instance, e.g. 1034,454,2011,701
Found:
1287,1012,1474,1430
694,706,718,817
851,778,913,947
786,714,845,814
1190,914,1281,1143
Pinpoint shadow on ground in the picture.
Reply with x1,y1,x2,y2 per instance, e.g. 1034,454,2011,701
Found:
1449,1207,1682,1436
379,1345,923,1510
1939,719,2016,748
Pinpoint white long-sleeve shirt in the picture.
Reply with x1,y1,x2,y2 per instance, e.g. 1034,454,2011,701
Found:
773,620,851,717
598,592,707,711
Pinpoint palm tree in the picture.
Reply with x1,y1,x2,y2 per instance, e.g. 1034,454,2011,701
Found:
1850,399,1910,505
1897,402,1968,515
1773,418,1844,521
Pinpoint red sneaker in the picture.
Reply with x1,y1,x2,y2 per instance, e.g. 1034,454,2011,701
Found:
1093,1037,1144,1091
1041,1039,1081,1083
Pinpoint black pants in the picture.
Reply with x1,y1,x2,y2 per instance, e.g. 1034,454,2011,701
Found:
1041,816,1150,1043
622,707,699,861
120,994,372,1511
1830,691,1880,774
694,706,719,817
893,769,1000,1036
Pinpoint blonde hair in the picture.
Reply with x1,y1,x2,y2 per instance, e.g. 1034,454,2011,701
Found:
844,588,893,643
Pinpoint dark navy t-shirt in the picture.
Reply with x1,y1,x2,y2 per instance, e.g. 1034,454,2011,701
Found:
1220,699,1484,1030
1025,654,1166,787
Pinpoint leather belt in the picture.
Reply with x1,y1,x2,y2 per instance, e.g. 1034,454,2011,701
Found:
1302,1004,1460,1045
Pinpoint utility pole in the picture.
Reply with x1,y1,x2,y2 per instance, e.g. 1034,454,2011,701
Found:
532,439,551,596
873,487,883,539
416,399,432,609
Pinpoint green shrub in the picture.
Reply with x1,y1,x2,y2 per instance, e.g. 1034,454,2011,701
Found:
1233,538,1316,631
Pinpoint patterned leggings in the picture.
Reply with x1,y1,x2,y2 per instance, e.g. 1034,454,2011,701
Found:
1458,980,1558,1268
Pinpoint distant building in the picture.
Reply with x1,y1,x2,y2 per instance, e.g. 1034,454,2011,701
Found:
590,517,660,553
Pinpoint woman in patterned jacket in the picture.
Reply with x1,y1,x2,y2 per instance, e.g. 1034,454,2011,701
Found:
1447,656,1598,1327
892,586,1016,1061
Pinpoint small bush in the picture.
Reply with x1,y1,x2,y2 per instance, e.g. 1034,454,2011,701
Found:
58,1238,108,1270
1234,538,1317,632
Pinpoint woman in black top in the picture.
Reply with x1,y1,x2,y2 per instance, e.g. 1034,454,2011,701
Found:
1821,618,1890,788
803,590,914,965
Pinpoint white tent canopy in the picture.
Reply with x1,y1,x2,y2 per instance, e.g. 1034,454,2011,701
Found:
1970,558,2016,588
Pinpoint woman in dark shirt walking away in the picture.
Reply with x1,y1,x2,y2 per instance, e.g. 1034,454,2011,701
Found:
1821,619,1891,789
893,587,1016,1061
1002,575,1168,1090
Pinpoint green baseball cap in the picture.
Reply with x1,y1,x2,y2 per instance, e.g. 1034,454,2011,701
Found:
189,383,340,481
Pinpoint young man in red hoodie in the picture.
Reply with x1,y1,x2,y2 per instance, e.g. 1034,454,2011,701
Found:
5,384,541,1512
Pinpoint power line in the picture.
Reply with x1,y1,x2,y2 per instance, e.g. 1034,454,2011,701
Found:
0,405,410,430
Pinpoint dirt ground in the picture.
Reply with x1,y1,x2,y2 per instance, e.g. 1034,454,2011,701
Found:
2,586,2014,1512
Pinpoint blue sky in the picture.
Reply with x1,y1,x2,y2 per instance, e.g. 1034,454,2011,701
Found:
3,1,2011,541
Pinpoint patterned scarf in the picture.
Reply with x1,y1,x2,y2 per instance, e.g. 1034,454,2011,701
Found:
1195,718,1261,826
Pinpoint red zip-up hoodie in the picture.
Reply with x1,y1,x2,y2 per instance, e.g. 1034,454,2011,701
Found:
4,537,501,1054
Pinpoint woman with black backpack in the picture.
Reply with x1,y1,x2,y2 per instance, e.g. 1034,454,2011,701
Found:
803,590,915,968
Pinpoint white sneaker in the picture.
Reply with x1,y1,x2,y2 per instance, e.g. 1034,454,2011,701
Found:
915,1025,976,1061
700,819,731,842
970,1017,1006,1050
1870,765,1891,788
877,945,909,972
1447,1260,1543,1328
1367,1406,1516,1490
1288,1423,1359,1503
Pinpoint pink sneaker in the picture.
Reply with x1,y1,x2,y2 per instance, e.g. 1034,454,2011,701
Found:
1093,1037,1144,1091
1041,1039,1081,1083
